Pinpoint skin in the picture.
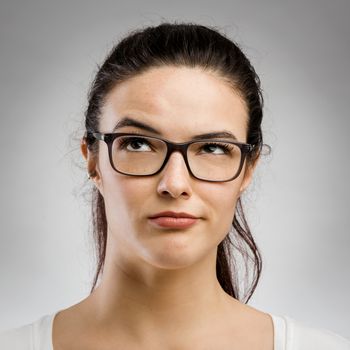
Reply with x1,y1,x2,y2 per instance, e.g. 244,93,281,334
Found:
53,66,273,350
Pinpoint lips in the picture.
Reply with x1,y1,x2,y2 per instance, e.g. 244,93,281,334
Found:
148,211,199,229
149,211,198,219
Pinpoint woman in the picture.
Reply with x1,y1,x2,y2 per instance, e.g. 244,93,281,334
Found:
1,22,349,350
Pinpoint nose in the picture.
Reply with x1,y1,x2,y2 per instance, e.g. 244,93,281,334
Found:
156,151,193,199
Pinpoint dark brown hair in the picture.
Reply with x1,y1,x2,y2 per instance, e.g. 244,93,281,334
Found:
83,22,269,303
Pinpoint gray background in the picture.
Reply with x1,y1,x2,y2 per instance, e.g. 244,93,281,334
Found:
1,0,349,339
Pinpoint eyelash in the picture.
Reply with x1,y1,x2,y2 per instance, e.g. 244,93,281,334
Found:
118,136,234,153
201,142,233,153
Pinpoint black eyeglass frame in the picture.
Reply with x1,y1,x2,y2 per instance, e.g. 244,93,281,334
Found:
85,131,255,182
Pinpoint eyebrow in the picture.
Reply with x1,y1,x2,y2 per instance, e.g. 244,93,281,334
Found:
112,117,238,141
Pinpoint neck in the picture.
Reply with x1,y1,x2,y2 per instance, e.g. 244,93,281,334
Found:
85,233,238,337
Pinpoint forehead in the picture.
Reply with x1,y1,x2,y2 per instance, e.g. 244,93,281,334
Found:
101,66,249,142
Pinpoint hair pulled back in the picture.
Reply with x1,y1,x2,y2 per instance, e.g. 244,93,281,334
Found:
83,22,266,303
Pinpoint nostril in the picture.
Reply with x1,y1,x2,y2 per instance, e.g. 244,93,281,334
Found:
157,165,193,198
159,188,190,199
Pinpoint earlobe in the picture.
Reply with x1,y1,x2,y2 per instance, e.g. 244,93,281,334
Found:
239,157,260,194
81,137,104,195
81,137,88,161
239,173,252,194
89,169,104,197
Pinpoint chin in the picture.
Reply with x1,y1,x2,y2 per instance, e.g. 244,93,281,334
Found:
143,246,201,270
141,240,210,271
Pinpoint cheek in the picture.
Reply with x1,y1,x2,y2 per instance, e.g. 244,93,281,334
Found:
98,145,138,210
101,177,157,247
202,181,242,234
208,181,241,210
103,176,144,220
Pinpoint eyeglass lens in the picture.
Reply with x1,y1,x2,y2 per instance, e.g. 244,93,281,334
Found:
111,135,243,181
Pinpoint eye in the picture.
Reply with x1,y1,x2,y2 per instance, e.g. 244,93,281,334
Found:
199,142,234,155
117,137,153,152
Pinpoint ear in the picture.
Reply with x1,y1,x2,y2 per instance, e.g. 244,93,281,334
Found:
80,137,104,196
239,155,260,195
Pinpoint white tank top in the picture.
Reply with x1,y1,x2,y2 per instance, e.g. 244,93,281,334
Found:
1,312,349,349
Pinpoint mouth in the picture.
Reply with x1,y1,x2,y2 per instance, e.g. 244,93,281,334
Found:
148,216,199,229
148,211,199,229
149,211,198,219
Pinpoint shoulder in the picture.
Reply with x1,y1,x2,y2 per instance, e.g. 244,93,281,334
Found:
0,323,33,350
0,313,56,350
275,314,350,350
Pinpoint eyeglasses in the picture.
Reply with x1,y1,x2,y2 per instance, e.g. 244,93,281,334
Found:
85,131,254,182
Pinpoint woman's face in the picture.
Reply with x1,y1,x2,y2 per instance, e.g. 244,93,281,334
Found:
83,66,258,269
